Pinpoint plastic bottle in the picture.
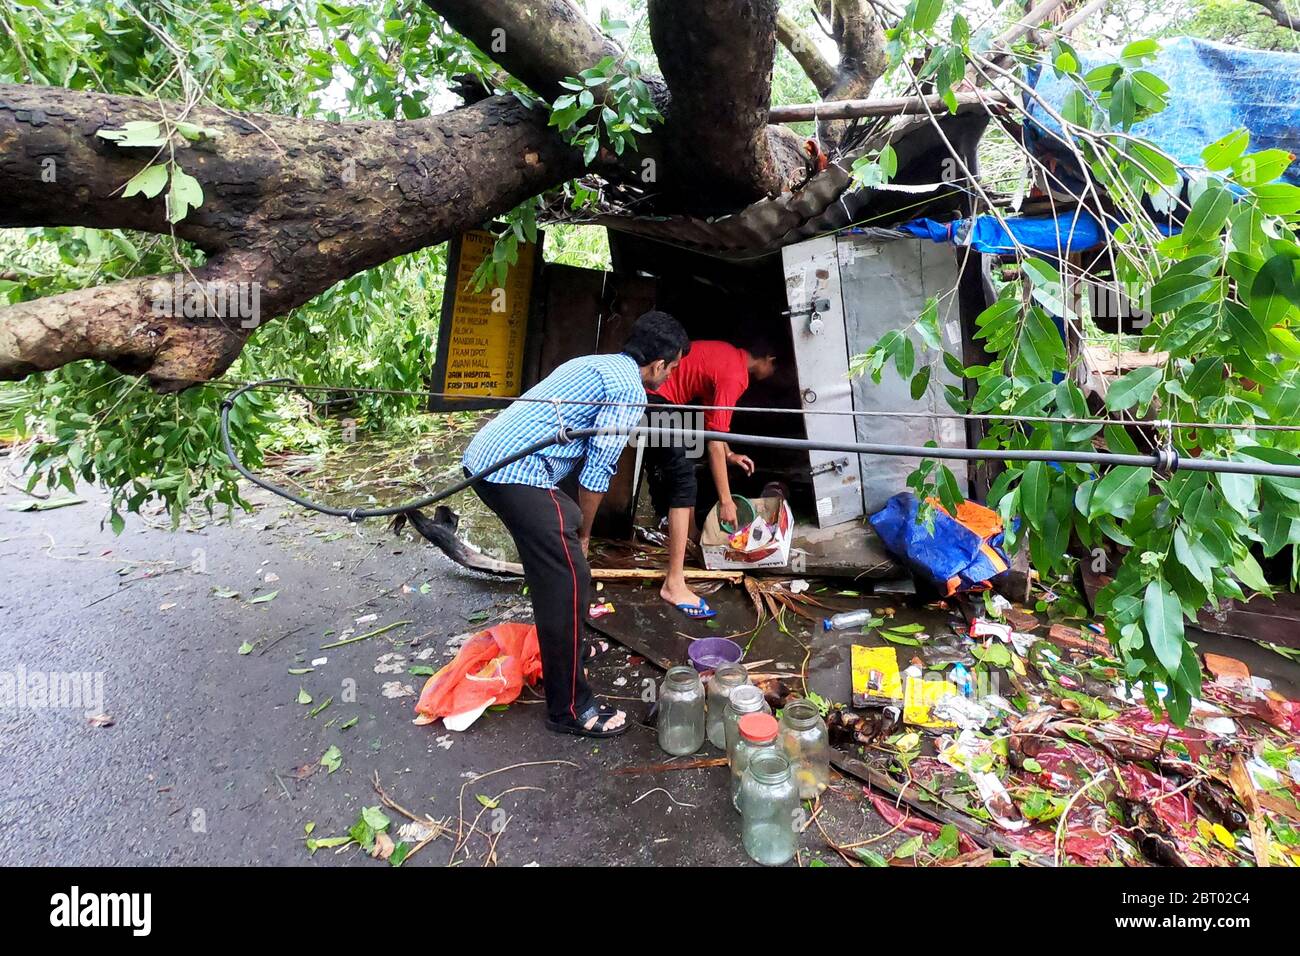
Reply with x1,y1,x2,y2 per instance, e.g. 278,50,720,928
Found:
822,609,873,631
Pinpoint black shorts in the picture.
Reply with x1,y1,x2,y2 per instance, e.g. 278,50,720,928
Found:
644,394,698,513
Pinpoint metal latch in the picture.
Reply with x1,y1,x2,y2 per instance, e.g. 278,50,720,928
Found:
809,456,850,478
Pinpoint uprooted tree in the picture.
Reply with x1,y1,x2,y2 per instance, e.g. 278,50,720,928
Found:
6,0,1300,724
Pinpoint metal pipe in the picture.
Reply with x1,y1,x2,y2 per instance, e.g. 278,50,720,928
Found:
219,379,1300,524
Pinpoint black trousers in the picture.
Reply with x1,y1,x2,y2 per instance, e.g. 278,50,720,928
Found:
472,478,597,722
644,393,699,516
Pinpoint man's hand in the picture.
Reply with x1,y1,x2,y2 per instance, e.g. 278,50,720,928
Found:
726,452,755,476
718,497,739,528
578,533,591,558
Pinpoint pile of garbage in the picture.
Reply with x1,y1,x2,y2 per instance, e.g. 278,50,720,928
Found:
826,588,1300,866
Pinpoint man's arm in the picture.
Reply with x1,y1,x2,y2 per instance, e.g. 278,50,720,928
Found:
576,372,645,552
577,487,604,555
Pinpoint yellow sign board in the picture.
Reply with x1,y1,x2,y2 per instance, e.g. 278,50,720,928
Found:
435,229,539,401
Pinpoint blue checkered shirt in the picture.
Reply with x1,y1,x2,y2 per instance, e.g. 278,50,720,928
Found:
462,352,646,492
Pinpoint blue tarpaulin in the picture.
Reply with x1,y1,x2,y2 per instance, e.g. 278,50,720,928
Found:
899,208,1106,254
1026,37,1300,186
869,493,1010,595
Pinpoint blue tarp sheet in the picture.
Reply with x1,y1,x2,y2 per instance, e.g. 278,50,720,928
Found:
868,493,1010,595
899,208,1106,254
1026,37,1300,186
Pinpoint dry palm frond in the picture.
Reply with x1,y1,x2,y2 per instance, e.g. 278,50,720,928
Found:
743,576,837,628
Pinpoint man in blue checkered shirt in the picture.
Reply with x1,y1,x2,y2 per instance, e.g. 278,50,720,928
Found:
463,311,690,738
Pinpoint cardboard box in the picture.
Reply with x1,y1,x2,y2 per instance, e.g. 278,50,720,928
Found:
699,495,794,570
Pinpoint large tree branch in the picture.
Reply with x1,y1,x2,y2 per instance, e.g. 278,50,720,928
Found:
820,0,888,100
776,12,839,96
777,2,888,148
647,0,805,209
0,84,582,388
1246,0,1300,31
422,0,638,102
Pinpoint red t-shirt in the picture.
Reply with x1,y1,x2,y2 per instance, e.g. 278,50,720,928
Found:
653,340,749,433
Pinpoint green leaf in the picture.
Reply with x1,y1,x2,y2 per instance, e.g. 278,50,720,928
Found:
1088,467,1152,522
166,166,205,223
1202,129,1249,171
908,0,943,32
1104,367,1161,411
1143,579,1185,673
1232,148,1296,187
248,589,279,604
1233,552,1274,595
121,164,169,200
1253,183,1300,215
96,120,167,148
1017,307,1067,378
1021,461,1049,531
1217,471,1257,518
1060,89,1092,127
894,834,924,859
1149,256,1219,313
1181,183,1232,241
320,745,342,774
909,366,931,401
361,806,390,831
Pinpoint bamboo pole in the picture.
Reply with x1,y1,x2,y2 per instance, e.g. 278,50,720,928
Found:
767,90,1010,123
590,568,743,583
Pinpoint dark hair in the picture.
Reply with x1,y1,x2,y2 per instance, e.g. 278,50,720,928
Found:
736,331,779,361
622,310,690,366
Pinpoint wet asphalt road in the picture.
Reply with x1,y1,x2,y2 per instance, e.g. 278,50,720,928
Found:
0,481,879,867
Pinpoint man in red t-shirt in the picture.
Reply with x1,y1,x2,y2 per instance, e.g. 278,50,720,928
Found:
645,337,778,618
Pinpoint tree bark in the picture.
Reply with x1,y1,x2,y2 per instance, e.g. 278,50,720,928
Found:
647,0,806,209
0,84,582,388
423,0,631,102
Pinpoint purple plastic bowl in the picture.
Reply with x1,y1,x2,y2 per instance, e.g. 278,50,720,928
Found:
688,637,744,673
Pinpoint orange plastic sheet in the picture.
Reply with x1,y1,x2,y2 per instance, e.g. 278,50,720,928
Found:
413,622,542,726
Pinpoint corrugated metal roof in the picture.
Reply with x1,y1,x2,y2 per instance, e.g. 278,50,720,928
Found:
561,108,990,260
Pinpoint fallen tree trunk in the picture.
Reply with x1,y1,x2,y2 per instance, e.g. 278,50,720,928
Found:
0,85,581,388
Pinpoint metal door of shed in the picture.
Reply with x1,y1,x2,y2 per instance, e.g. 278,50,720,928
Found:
781,235,864,528
836,233,967,513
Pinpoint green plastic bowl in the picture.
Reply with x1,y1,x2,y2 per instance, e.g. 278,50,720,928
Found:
720,494,758,534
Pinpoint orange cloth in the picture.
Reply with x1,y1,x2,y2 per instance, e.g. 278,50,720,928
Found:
414,622,542,724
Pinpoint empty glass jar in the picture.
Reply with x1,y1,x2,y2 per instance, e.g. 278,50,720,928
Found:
739,751,799,866
730,712,778,812
723,683,772,764
706,664,750,750
779,698,830,799
657,666,706,755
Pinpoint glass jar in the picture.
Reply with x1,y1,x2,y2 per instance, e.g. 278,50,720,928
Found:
730,712,778,812
739,751,799,866
657,666,706,755
706,664,750,750
779,698,831,799
723,683,772,764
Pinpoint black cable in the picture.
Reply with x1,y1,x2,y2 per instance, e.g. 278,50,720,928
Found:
220,379,1300,522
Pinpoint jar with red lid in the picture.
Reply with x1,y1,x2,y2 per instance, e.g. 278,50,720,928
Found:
730,712,778,812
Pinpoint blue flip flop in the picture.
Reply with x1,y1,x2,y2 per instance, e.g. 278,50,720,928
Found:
675,599,717,620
